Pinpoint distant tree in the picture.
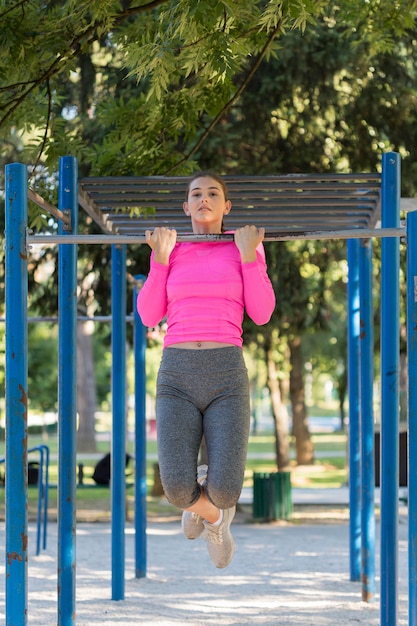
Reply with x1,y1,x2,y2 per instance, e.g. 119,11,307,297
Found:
27,323,58,414
195,11,417,464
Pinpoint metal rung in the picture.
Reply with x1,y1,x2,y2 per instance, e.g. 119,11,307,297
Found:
26,227,406,246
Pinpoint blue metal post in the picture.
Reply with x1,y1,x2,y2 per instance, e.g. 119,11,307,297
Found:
111,244,127,600
134,276,147,578
57,156,78,626
5,162,28,626
407,210,417,626
359,239,375,602
42,444,50,550
347,239,361,582
380,151,401,626
34,446,45,557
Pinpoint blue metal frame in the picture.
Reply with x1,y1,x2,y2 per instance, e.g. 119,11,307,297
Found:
4,152,416,624
111,243,127,600
134,276,148,578
359,239,375,601
380,151,401,626
29,445,50,555
0,445,49,558
57,156,78,626
5,162,29,626
347,239,361,582
407,209,417,626
41,444,50,551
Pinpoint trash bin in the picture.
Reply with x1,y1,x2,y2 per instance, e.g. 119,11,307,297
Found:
253,471,292,522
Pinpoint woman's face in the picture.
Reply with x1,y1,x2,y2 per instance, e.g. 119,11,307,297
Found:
183,176,231,234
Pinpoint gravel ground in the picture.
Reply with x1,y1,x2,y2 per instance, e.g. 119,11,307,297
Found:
0,506,409,625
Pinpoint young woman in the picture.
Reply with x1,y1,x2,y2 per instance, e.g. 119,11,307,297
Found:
137,172,275,568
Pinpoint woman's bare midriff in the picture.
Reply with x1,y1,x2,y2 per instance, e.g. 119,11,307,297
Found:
166,341,236,350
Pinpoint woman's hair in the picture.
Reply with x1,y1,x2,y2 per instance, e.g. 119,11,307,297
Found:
185,170,229,201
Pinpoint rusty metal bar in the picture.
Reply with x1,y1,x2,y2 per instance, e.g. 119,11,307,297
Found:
28,188,71,226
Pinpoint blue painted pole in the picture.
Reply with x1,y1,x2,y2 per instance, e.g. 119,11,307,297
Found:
111,244,127,600
35,446,45,556
5,162,28,626
359,240,375,602
134,276,147,578
42,444,50,550
57,156,78,626
406,210,417,626
380,151,400,626
347,239,361,582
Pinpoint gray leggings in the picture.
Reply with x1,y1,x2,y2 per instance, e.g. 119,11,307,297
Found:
156,347,250,511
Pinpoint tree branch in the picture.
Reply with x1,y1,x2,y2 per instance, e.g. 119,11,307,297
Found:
163,21,283,174
0,80,37,93
113,0,169,24
0,0,171,130
28,78,52,183
0,0,31,20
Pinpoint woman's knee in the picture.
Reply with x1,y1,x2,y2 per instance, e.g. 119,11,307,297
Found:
206,482,241,511
161,475,199,510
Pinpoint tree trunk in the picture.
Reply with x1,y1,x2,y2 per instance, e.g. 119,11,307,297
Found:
289,336,314,465
338,369,347,430
76,320,98,452
266,349,291,469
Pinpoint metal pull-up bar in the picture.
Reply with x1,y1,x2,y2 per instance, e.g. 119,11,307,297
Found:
26,226,405,245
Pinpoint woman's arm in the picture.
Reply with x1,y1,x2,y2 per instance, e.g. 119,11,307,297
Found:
234,226,275,325
241,251,276,325
136,227,177,327
136,256,169,327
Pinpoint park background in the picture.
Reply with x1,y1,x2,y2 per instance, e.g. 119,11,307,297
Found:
0,0,416,519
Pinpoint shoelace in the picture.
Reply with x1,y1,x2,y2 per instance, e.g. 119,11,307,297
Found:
202,523,223,545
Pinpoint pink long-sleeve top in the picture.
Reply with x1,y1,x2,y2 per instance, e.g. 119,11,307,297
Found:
136,241,276,348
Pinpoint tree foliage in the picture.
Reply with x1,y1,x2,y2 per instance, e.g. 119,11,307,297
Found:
1,0,416,182
0,0,330,179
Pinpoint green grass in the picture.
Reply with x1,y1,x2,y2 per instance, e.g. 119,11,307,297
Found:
243,430,348,489
0,423,349,520
307,403,342,417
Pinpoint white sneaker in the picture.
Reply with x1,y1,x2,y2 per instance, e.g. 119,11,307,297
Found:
181,465,208,540
203,505,236,568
